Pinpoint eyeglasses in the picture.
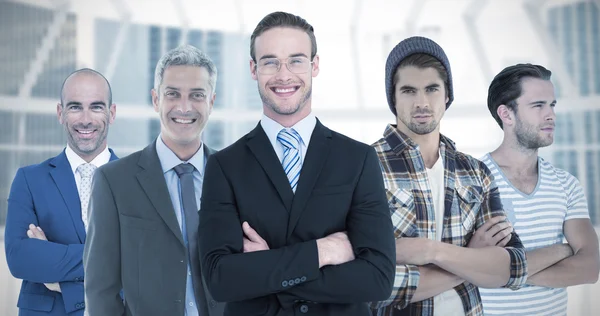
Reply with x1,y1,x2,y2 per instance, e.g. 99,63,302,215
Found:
255,56,313,75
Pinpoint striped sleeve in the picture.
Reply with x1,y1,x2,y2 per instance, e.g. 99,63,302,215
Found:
563,173,590,220
369,264,420,309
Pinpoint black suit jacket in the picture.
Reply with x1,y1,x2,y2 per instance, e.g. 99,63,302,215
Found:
198,120,396,316
84,141,224,316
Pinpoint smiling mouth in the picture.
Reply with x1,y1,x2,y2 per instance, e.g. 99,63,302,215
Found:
172,118,197,124
270,86,300,96
75,129,97,137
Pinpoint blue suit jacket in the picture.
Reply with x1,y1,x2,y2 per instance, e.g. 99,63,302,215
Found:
4,149,118,315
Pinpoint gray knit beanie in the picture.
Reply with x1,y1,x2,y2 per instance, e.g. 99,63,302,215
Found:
385,36,454,116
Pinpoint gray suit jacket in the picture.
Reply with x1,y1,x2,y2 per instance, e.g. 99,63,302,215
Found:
83,141,224,316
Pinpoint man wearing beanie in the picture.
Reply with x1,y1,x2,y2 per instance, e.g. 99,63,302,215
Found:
369,36,528,316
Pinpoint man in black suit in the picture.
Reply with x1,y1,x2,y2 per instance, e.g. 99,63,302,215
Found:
83,45,223,316
198,11,396,316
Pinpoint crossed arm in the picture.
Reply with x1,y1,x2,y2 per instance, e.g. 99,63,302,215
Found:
4,168,86,313
198,149,396,305
526,218,599,287
371,179,528,309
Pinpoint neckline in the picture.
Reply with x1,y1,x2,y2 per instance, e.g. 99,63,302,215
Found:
486,153,542,198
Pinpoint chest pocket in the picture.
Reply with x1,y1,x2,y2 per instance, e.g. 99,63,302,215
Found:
456,185,483,233
387,188,417,237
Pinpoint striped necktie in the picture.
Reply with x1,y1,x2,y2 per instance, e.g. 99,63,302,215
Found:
277,128,302,192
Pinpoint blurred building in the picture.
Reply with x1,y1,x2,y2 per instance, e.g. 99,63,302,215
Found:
0,0,599,314
542,0,599,225
0,0,264,226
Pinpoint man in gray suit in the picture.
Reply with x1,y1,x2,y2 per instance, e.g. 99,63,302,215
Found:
83,45,223,316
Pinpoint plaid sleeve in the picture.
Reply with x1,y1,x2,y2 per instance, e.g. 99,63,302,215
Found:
479,163,528,289
369,264,420,309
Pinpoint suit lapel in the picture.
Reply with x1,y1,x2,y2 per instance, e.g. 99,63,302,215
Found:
136,142,185,246
49,151,86,243
287,120,332,239
246,124,294,211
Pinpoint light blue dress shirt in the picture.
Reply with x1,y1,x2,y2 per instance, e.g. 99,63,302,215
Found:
260,112,317,164
156,135,204,316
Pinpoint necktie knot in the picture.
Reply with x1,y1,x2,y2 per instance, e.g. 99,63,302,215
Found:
77,163,97,179
174,163,195,178
277,128,301,150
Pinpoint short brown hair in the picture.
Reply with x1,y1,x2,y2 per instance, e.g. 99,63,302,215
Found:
250,11,317,61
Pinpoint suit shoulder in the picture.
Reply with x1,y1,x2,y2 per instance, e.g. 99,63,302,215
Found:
17,154,62,177
210,135,248,160
97,149,141,175
329,129,373,154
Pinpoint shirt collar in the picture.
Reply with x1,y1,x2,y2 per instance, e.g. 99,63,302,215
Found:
260,111,317,147
65,144,111,174
383,124,456,155
155,135,205,175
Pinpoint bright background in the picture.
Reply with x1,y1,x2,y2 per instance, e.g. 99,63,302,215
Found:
0,0,599,314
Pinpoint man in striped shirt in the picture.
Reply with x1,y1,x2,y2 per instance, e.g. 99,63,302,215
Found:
478,63,599,315
369,36,528,316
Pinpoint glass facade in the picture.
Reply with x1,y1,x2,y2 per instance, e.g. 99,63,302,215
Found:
547,1,600,225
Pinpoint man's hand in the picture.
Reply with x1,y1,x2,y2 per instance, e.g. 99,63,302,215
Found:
27,224,47,241
316,232,355,268
395,237,436,265
242,221,269,253
468,216,513,248
26,224,61,293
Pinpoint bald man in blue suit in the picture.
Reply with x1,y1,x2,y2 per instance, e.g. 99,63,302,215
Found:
4,68,117,315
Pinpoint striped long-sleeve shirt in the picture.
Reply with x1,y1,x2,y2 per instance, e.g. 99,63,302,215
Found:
369,125,528,316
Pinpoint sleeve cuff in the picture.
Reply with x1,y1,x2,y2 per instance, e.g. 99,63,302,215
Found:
369,264,420,310
504,247,528,290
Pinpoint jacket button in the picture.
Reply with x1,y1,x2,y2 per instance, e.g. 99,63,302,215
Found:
210,299,216,307
282,280,288,287
300,304,309,313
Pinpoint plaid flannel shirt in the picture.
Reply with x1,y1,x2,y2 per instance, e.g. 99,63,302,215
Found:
369,125,527,316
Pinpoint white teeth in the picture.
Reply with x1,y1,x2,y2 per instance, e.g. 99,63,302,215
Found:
78,130,93,134
275,87,295,93
173,118,193,124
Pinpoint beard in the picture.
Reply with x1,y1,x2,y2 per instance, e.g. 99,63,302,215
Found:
258,82,312,116
515,117,553,149
65,123,107,154
399,109,439,135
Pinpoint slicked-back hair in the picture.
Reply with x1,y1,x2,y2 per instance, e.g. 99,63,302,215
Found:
488,63,552,128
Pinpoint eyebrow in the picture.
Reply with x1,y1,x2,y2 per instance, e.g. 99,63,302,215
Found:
65,101,106,107
65,101,82,107
258,53,309,60
399,85,416,90
164,87,206,92
528,100,556,106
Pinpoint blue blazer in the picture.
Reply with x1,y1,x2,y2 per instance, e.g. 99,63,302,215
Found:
4,149,118,315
